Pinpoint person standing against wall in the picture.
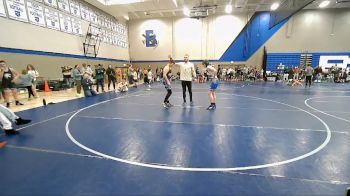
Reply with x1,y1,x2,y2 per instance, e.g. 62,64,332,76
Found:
0,60,24,108
21,70,35,100
305,65,314,88
72,64,83,96
174,54,196,106
95,64,105,93
26,64,39,98
106,64,116,91
127,64,136,88
62,65,73,89
217,65,222,80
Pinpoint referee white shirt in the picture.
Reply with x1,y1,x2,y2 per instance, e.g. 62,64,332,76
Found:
177,62,196,81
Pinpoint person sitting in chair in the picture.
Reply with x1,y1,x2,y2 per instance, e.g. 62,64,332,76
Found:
82,73,97,97
0,104,31,135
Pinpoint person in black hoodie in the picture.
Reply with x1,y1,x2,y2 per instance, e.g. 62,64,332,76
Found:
0,60,24,107
95,64,106,92
106,64,116,91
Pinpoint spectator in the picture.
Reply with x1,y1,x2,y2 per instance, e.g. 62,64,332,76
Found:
82,73,97,97
116,80,128,92
72,64,83,96
0,60,24,107
61,66,73,89
305,65,314,88
0,104,31,135
21,69,35,100
26,64,39,98
95,64,105,92
106,64,116,90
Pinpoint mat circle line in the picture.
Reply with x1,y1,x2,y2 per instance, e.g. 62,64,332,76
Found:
66,92,331,172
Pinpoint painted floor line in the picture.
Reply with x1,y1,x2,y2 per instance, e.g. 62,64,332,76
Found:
67,92,332,171
6,145,105,159
0,111,78,137
111,101,302,112
305,96,350,124
7,146,349,186
223,171,350,185
76,115,348,135
17,110,78,131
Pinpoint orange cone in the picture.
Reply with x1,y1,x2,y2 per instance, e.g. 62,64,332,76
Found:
0,141,7,149
44,80,51,92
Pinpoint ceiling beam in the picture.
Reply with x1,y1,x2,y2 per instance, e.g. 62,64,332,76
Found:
172,0,178,8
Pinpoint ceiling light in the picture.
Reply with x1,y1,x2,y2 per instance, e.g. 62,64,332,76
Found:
225,5,232,13
319,1,330,8
123,15,129,20
270,2,279,11
107,0,144,5
183,7,190,17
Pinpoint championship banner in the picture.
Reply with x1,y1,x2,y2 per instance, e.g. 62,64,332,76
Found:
106,31,112,44
100,29,106,43
69,0,80,17
91,25,100,40
111,22,117,32
97,15,105,27
105,18,111,30
44,0,57,8
45,8,59,30
112,34,117,45
116,26,120,34
27,1,45,27
80,4,90,21
117,39,122,47
59,13,72,33
116,24,121,34
89,10,97,24
6,0,28,22
71,17,82,35
57,0,69,13
0,0,7,17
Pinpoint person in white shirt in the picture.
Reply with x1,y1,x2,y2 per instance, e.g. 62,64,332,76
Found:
116,80,128,92
26,64,39,98
174,54,196,106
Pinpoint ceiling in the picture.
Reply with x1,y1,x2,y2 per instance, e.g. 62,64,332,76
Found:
83,0,350,21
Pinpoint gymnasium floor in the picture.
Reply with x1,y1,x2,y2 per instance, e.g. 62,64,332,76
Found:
0,81,349,195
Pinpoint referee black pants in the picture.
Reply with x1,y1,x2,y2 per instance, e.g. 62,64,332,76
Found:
181,81,192,102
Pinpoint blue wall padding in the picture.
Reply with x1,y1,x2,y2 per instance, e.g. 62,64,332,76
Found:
219,12,288,62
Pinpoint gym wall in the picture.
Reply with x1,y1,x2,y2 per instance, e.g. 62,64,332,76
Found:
247,8,350,70
129,8,350,72
128,13,248,61
0,0,129,78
